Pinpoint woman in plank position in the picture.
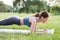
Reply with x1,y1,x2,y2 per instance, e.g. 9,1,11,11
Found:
0,11,49,32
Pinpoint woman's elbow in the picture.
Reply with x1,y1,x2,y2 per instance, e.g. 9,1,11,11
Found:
30,27,36,33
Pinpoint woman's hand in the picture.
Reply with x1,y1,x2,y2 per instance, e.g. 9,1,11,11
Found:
35,29,47,34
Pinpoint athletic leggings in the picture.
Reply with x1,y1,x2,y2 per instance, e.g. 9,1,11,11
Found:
0,16,21,25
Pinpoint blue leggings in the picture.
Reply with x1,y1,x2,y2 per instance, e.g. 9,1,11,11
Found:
0,16,20,25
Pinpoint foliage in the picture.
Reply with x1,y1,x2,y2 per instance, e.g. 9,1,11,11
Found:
50,5,60,15
13,0,48,13
0,1,12,12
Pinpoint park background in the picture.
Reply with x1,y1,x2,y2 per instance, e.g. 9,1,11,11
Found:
0,0,60,40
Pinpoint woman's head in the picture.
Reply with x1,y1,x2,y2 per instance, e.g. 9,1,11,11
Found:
34,11,49,23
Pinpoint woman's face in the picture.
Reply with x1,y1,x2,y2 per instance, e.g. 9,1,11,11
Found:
39,17,48,23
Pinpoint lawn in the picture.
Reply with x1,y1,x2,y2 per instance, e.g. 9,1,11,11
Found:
0,12,60,40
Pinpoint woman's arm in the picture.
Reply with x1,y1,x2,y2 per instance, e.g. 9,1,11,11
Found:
29,17,47,33
29,17,37,32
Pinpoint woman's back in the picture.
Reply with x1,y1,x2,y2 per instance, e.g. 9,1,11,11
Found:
23,16,37,27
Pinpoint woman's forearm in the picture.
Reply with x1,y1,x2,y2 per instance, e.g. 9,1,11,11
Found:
30,27,36,32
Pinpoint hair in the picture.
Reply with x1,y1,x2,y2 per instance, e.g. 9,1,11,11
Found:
34,11,49,18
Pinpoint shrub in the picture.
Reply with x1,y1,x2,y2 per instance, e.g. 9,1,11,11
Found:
50,5,60,15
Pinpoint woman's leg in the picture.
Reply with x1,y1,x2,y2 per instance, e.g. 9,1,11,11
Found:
0,16,20,25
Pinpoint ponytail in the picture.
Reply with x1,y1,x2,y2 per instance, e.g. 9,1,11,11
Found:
34,11,49,18
34,12,40,17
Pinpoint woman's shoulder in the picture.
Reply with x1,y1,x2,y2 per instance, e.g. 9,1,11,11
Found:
29,16,37,22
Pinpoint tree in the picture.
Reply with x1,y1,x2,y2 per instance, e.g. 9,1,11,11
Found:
0,1,12,12
50,5,60,15
13,0,48,13
13,0,26,13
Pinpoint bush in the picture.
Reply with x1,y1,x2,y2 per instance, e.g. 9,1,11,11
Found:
13,0,48,13
0,1,12,12
29,5,39,13
47,5,50,12
50,5,60,15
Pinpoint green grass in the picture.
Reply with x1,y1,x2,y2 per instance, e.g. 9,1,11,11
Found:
0,12,60,40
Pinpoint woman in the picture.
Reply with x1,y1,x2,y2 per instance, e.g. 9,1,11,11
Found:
0,11,49,32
